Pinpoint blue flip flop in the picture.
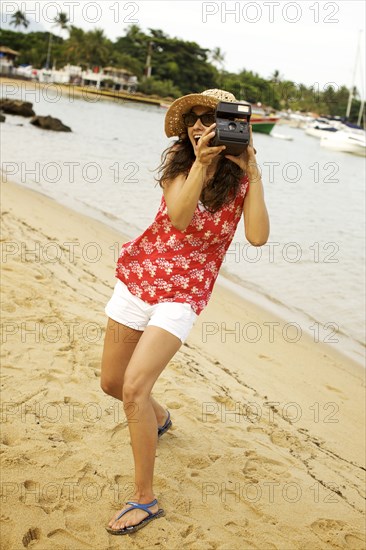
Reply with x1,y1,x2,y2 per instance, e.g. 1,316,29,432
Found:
158,410,172,438
105,498,165,535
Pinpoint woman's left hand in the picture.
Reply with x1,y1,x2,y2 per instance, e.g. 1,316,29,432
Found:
225,124,257,173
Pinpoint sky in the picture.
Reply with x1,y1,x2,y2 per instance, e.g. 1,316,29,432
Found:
2,0,365,96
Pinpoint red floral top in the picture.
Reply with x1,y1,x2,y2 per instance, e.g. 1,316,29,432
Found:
116,176,249,315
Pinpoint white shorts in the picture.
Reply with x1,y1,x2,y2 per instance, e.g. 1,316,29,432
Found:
105,279,198,343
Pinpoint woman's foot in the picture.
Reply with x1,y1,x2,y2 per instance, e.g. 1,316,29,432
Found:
107,496,160,533
157,409,169,428
157,409,172,437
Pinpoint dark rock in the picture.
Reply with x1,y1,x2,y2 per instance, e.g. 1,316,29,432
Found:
0,113,5,123
0,99,35,117
30,115,72,132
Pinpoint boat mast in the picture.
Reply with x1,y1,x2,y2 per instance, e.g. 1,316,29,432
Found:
346,30,362,120
357,100,365,128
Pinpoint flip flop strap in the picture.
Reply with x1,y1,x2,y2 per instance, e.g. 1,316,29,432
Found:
114,499,157,521
123,499,158,517
159,410,170,430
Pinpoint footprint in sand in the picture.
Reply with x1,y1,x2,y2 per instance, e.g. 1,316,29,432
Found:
269,428,303,450
1,302,16,313
310,518,350,545
22,527,41,547
325,384,348,399
208,454,221,463
242,459,291,480
224,519,249,535
65,513,92,533
166,401,182,409
187,456,212,469
180,523,194,538
345,532,366,549
47,528,91,548
61,426,84,443
110,422,128,439
21,481,38,504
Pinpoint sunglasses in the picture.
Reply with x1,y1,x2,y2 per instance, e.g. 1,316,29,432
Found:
183,112,216,127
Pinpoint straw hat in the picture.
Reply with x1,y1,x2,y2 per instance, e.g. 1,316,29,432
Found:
164,89,237,138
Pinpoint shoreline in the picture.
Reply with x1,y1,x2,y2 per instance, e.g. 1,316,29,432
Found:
2,177,365,549
0,75,167,106
2,176,364,409
3,173,364,368
1,74,364,365
217,271,365,368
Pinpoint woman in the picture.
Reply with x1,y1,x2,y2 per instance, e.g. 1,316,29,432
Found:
102,89,269,535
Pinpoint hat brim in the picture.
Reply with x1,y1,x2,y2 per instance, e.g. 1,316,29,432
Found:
164,93,220,138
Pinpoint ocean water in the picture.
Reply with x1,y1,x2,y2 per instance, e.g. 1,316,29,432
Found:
1,82,365,364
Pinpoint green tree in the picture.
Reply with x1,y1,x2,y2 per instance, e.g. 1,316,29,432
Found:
138,77,181,98
82,29,112,68
54,12,70,35
45,12,69,69
10,10,29,30
210,47,225,71
115,25,149,67
64,26,86,66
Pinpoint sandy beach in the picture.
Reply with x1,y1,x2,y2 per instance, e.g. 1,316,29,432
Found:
1,179,365,550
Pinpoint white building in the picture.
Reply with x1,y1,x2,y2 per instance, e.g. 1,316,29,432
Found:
32,64,138,92
0,46,20,75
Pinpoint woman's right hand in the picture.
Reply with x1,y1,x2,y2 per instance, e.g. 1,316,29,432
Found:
194,123,226,166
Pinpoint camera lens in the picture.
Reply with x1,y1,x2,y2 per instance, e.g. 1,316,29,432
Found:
228,122,236,131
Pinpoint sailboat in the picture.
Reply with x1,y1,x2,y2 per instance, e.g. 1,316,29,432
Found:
320,128,366,156
320,31,365,156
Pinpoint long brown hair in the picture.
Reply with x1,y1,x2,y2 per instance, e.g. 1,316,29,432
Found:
156,137,244,213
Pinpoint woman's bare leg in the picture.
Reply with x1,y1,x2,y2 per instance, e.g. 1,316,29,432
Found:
100,318,169,426
107,325,182,531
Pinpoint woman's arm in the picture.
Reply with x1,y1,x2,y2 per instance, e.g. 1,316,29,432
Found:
163,161,207,231
225,126,270,246
242,164,270,246
163,123,225,231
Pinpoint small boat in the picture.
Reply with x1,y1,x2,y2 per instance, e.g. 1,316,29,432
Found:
271,132,293,141
249,105,279,134
251,114,279,134
320,129,366,156
305,117,340,138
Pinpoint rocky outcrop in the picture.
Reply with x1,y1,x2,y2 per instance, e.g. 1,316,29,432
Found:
0,99,35,117
30,116,72,132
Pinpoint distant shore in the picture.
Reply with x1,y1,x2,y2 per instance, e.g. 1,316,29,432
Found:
0,75,169,107
0,76,318,129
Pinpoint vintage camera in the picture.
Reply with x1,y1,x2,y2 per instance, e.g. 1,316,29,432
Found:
211,101,252,156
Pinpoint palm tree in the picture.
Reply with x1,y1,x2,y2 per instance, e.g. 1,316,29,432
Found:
83,29,111,68
271,69,282,83
45,11,69,70
209,47,225,87
210,47,225,71
54,12,70,34
65,26,86,65
10,10,29,30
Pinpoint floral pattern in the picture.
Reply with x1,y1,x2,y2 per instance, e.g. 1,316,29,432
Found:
115,176,249,315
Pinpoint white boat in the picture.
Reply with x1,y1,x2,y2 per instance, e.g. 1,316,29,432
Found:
305,118,341,138
271,132,293,141
320,129,366,156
